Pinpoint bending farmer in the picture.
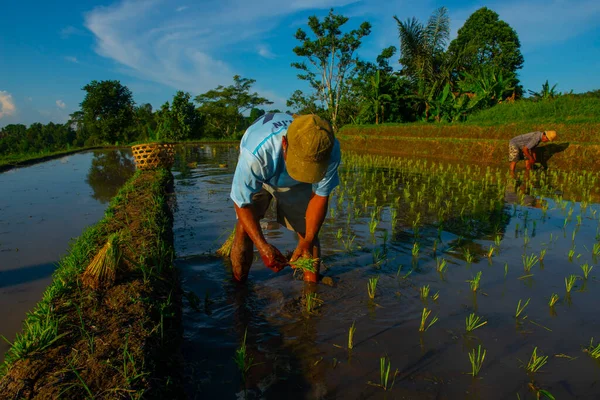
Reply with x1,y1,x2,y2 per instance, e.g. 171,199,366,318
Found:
229,113,341,283
509,130,557,175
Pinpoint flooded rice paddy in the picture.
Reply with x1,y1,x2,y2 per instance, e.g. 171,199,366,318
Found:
174,145,600,399
0,150,134,362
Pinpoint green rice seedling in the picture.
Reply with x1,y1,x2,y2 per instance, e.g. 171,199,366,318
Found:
367,276,379,300
581,263,593,279
465,313,487,333
348,321,356,350
467,271,482,292
419,285,430,301
81,232,122,290
410,242,420,258
524,347,548,374
335,228,343,240
576,214,582,226
374,356,397,391
305,292,322,314
432,292,439,301
515,298,530,320
381,229,389,247
468,345,486,377
565,275,577,293
522,254,539,273
436,257,447,274
342,234,356,253
568,247,575,262
548,293,559,307
539,248,547,262
290,257,318,274
504,263,508,278
584,338,600,359
593,242,600,257
487,245,495,259
369,213,379,235
390,208,398,231
494,234,502,247
419,307,438,332
464,248,474,264
233,328,254,383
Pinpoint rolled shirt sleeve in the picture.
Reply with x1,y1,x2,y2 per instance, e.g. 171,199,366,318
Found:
312,139,341,197
230,149,265,207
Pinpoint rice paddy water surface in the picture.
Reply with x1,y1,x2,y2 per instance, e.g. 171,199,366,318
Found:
174,144,600,399
0,150,135,363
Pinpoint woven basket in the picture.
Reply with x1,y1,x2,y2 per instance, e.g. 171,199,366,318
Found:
131,142,175,170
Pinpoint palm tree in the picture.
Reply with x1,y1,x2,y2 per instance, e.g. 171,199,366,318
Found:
393,7,452,120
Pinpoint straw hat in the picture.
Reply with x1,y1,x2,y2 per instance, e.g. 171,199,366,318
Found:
544,130,557,141
285,114,334,183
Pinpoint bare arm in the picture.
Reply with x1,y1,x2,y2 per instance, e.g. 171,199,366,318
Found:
291,193,329,261
234,203,287,270
234,203,268,253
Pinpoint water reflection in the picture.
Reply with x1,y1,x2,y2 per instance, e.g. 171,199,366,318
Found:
85,150,136,203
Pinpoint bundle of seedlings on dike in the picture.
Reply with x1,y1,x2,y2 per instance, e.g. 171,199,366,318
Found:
81,232,122,290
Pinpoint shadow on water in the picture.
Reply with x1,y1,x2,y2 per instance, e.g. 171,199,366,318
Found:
0,262,56,289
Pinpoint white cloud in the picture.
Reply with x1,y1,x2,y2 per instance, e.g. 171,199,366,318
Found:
0,91,16,119
175,6,188,12
84,0,357,95
65,56,79,63
257,44,276,59
56,100,66,109
60,25,85,38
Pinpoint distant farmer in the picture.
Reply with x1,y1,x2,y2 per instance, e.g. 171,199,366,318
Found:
509,130,557,175
229,113,341,283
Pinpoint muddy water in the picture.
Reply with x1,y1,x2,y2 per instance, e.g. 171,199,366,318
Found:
174,145,600,399
0,150,134,362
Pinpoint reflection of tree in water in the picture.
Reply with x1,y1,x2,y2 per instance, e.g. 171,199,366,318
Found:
86,150,136,203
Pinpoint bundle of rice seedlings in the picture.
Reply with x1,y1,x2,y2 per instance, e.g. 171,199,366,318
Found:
290,257,318,274
81,233,122,290
216,227,236,257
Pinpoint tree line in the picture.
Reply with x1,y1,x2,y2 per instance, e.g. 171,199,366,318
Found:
1,6,597,157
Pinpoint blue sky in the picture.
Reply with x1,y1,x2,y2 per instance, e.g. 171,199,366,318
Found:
1,0,600,128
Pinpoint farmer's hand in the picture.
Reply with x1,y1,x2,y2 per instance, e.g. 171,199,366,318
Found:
258,243,288,273
525,158,534,170
290,239,313,265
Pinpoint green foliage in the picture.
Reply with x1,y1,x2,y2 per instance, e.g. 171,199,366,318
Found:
80,80,136,144
291,9,371,130
195,75,272,138
156,91,204,141
467,94,600,125
448,7,523,77
528,80,561,101
0,122,76,156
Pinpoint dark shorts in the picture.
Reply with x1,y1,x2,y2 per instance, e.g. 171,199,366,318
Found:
250,183,313,236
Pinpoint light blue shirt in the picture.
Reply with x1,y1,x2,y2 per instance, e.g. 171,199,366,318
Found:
230,113,341,207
